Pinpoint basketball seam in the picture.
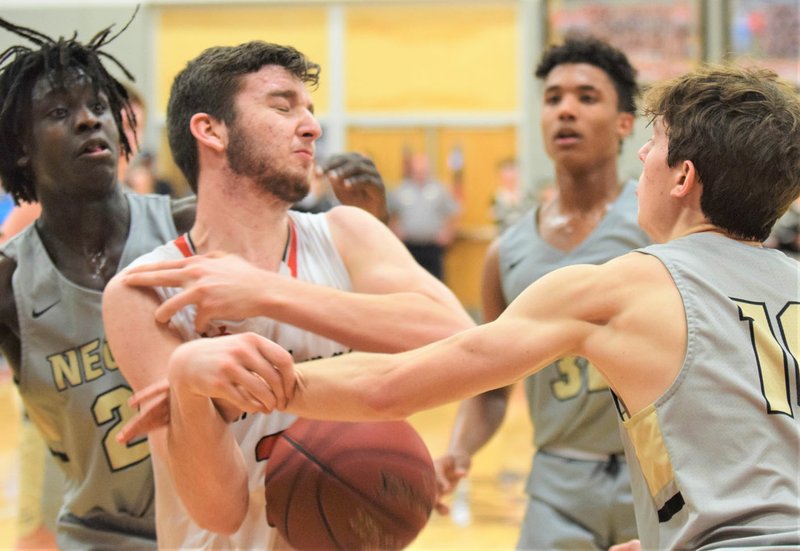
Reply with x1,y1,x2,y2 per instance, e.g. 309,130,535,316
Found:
281,434,429,533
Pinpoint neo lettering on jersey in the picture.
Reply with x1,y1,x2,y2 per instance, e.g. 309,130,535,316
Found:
47,338,118,391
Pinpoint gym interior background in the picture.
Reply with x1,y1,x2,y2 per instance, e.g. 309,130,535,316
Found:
0,0,796,315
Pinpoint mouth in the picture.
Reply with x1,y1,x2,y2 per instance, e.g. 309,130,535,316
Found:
78,138,113,158
554,129,582,146
294,149,314,161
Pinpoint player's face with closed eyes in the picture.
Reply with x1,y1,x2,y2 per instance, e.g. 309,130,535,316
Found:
226,64,322,203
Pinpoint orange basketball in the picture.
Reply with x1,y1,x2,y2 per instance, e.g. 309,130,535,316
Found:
263,418,437,550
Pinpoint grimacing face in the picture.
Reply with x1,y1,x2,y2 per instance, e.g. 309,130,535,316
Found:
225,65,321,203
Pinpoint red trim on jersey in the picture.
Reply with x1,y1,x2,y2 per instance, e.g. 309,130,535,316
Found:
174,234,194,258
285,219,298,278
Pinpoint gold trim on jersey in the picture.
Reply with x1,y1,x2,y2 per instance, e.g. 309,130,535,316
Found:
623,404,679,510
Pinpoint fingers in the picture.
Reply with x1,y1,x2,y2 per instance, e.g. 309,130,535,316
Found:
253,337,297,406
434,499,451,516
153,291,197,325
123,267,192,290
117,406,169,444
207,334,292,411
118,389,171,444
127,379,170,409
323,154,382,189
124,257,193,275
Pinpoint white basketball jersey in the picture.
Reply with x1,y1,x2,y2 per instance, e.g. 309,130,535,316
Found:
128,211,352,550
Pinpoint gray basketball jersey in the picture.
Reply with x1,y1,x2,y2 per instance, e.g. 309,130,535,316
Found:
2,193,179,548
623,233,800,549
499,180,650,453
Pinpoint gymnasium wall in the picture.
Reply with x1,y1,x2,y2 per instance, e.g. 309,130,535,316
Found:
1,0,795,314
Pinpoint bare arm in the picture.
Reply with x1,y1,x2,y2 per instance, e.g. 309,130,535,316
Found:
286,253,685,421
103,278,288,533
122,206,473,352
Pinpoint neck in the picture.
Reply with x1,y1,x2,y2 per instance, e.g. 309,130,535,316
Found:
36,186,129,251
553,160,622,213
35,187,130,289
191,172,291,270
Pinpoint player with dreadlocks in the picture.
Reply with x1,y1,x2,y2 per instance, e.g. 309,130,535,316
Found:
0,12,195,548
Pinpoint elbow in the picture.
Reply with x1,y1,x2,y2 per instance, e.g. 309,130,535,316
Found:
361,373,418,421
189,500,247,535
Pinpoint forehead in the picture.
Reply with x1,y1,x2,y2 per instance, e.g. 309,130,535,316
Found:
238,64,310,99
31,67,95,103
544,62,618,96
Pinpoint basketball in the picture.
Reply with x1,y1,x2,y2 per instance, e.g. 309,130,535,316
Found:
261,418,437,550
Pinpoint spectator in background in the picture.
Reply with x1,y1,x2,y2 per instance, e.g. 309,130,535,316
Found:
125,151,177,197
388,152,460,280
490,157,538,232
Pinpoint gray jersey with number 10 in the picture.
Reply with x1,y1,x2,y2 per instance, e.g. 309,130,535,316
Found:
625,233,800,550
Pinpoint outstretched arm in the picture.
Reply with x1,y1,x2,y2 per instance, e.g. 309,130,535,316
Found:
285,253,683,421
121,206,474,352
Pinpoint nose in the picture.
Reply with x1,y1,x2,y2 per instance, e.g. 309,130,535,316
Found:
638,141,649,163
300,109,322,141
556,95,578,120
75,105,102,133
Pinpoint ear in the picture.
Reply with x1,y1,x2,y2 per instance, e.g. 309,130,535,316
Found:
189,113,227,154
616,111,635,139
16,155,29,168
670,160,700,199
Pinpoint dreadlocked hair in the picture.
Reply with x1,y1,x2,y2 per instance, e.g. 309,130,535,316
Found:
0,8,138,204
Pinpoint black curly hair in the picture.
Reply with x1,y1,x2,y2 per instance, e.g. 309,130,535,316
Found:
0,10,137,204
536,35,639,115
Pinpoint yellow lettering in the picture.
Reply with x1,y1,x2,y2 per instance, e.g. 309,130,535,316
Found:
48,350,81,391
551,356,582,400
102,341,118,371
81,340,104,382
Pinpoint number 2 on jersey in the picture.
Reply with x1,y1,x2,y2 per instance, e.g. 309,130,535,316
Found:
92,386,150,471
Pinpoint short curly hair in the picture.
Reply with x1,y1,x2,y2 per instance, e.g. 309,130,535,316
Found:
0,13,137,204
536,35,639,115
644,64,800,242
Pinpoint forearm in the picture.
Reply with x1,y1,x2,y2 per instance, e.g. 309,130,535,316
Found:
288,325,521,421
265,279,473,352
167,372,249,533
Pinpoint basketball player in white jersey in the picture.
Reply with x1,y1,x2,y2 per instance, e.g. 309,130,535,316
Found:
126,65,800,550
102,41,473,549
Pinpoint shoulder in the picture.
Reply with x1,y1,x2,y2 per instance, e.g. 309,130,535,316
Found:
324,204,387,236
513,252,667,322
484,237,502,267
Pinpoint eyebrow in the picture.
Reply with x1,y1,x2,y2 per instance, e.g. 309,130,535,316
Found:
544,84,601,94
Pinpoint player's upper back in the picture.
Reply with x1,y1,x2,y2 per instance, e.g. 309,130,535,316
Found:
622,232,799,550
